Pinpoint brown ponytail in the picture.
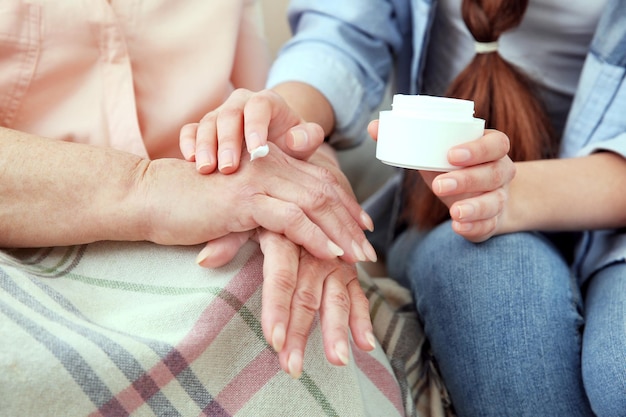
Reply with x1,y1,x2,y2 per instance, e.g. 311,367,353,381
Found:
403,0,558,229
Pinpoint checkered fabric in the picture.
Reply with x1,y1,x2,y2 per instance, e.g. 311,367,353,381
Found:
0,240,453,417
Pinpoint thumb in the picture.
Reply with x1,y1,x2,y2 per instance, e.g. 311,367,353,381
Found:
196,231,254,268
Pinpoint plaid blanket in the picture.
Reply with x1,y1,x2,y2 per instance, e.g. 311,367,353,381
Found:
0,240,453,417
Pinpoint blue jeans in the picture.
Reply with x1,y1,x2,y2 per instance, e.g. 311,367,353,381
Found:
391,222,626,416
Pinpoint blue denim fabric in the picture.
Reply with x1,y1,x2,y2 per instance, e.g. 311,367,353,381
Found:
582,262,626,417
402,223,595,416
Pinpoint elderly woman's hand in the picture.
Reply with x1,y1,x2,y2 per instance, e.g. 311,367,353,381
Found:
196,229,376,378
258,229,375,378
141,142,375,263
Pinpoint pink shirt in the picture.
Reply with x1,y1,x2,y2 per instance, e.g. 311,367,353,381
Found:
0,0,270,158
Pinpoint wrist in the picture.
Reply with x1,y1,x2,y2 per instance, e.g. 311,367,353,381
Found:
109,157,154,243
272,82,335,136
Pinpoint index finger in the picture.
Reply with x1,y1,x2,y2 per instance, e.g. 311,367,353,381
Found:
243,90,323,161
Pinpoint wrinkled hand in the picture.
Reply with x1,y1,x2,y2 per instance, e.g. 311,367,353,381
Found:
180,89,325,174
197,229,376,378
193,142,378,376
142,142,375,263
369,122,515,242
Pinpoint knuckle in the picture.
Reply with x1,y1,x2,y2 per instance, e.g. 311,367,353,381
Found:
218,106,244,121
317,166,338,185
302,185,332,213
306,182,339,212
199,110,218,123
325,286,351,313
231,88,252,99
489,163,505,187
495,189,507,213
458,172,477,191
347,279,369,305
248,91,273,107
293,286,321,313
257,88,282,103
269,268,297,297
282,202,306,226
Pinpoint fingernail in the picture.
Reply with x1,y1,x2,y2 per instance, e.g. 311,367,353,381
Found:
456,203,475,220
436,178,458,194
327,241,344,257
218,150,234,171
180,143,196,161
448,148,471,163
247,132,263,150
361,210,374,232
195,246,212,266
351,240,366,262
453,221,473,232
287,351,303,379
196,149,214,173
290,129,309,150
362,241,378,263
271,323,285,353
334,341,349,366
366,331,377,350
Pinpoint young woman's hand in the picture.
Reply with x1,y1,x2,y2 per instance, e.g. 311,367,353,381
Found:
179,89,325,174
369,122,516,242
422,129,516,242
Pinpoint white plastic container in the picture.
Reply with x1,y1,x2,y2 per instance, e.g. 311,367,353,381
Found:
375,94,485,171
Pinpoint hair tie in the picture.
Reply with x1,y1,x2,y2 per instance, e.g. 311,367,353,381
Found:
474,40,499,54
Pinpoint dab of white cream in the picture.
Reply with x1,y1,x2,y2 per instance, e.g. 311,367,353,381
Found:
250,144,270,161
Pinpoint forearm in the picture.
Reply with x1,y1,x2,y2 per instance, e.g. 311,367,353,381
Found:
500,152,626,233
272,81,335,136
0,128,148,247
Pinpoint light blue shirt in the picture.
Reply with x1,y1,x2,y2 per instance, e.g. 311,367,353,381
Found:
267,0,626,282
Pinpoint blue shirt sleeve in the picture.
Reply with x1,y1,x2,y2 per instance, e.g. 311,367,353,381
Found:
266,0,409,148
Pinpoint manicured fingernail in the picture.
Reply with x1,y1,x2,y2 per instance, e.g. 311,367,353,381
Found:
335,341,349,366
327,241,344,257
448,148,471,163
362,241,378,263
437,178,458,194
196,149,214,172
290,129,309,150
218,150,234,171
361,210,374,232
287,351,303,379
195,246,213,266
366,331,377,349
271,323,285,353
247,132,263,150
351,240,366,262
